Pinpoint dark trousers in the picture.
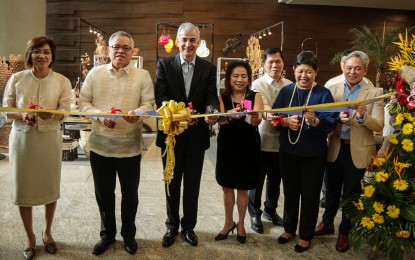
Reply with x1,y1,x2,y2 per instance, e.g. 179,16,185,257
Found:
322,142,365,235
161,146,205,231
248,151,281,217
280,151,326,241
321,172,327,198
90,151,141,240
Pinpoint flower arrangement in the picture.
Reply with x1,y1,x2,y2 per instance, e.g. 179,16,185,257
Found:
387,31,415,114
344,31,415,260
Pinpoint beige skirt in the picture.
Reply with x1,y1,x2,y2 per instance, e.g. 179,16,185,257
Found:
9,127,62,206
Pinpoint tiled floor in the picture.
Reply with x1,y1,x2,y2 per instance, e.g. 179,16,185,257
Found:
0,134,413,259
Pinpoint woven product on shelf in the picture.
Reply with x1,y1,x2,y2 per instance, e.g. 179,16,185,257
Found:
0,55,24,148
0,124,12,148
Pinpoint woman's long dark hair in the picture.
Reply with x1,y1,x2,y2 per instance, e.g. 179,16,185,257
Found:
223,60,253,96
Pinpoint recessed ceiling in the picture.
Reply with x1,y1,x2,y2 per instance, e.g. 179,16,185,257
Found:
278,0,415,11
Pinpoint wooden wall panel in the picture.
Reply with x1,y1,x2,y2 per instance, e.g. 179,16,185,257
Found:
46,0,415,87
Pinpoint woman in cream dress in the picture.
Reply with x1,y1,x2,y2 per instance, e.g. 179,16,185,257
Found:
2,36,71,259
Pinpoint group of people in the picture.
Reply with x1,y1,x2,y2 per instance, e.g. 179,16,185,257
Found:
2,21,384,259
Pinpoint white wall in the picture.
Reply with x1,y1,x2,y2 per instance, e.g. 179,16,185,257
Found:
0,0,46,57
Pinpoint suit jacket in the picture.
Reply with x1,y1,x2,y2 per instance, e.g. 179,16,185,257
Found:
154,54,219,151
327,81,384,168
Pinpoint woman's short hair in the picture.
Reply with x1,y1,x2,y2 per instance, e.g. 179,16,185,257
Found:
25,36,56,69
294,51,318,71
224,60,252,95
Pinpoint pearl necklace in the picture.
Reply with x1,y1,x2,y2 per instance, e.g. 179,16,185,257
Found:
287,83,314,145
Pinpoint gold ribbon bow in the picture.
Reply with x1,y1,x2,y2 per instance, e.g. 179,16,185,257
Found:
157,100,191,196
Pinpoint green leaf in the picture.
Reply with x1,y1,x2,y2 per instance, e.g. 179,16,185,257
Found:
401,204,415,221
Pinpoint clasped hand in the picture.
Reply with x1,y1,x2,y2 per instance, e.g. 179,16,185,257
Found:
355,103,367,119
302,108,315,125
286,115,301,131
205,109,219,124
100,110,139,128
228,107,244,120
123,111,140,124
22,111,54,126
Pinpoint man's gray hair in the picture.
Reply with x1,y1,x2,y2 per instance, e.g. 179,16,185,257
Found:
176,22,200,40
109,31,134,48
345,50,370,68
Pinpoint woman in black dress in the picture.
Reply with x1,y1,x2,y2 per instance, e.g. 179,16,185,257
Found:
215,61,263,243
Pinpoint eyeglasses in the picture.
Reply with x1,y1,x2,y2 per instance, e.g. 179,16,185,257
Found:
110,45,132,52
31,49,51,55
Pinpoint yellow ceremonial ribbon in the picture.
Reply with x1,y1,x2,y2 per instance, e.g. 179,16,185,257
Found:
0,92,394,119
1,92,394,197
156,100,191,196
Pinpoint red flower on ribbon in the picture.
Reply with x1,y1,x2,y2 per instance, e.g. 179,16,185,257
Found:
110,106,122,114
272,115,285,127
28,102,43,109
188,102,198,125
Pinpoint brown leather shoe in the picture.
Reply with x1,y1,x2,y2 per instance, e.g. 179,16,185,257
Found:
335,234,350,252
314,223,335,236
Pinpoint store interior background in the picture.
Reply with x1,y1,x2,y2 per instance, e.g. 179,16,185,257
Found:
2,1,415,259
1,0,415,86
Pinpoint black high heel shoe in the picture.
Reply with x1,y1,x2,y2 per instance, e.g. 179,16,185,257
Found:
236,223,246,244
215,222,237,240
236,234,246,244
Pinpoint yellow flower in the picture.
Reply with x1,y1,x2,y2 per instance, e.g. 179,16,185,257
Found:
373,202,385,213
395,113,404,125
375,171,389,182
387,134,399,145
388,32,415,70
353,199,364,211
372,213,384,224
361,217,375,229
387,205,400,219
401,139,414,152
397,162,412,168
364,185,375,198
403,113,414,122
395,230,410,238
372,157,386,167
402,123,414,135
393,179,409,191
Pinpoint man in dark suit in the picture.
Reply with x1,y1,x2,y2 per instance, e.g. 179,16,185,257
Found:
154,22,219,247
